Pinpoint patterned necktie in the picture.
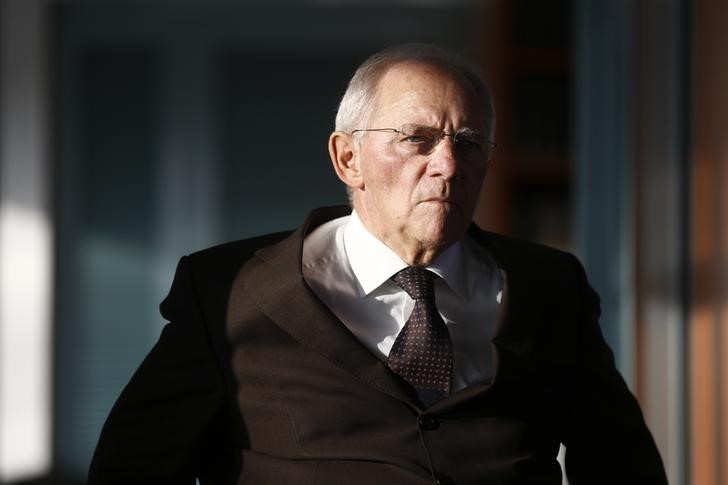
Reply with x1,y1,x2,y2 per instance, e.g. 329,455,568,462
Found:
388,267,453,406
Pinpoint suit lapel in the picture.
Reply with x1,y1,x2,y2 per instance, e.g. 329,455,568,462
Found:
431,227,536,411
469,225,536,368
240,207,419,407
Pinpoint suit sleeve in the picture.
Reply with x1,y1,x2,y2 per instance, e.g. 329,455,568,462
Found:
88,256,233,484
562,255,668,485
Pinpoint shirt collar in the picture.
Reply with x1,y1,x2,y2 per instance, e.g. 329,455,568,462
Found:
344,210,469,299
427,241,468,299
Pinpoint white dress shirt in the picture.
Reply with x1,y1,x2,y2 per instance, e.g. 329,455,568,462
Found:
302,211,504,392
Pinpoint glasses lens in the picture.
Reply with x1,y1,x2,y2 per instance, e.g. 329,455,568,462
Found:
399,125,438,144
386,125,492,162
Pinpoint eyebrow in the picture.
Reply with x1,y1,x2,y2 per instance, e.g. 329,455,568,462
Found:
452,127,483,137
402,124,483,135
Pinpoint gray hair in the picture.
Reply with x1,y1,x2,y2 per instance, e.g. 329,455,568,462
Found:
334,43,496,137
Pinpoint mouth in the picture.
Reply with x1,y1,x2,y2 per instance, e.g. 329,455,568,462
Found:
422,195,455,202
420,197,460,208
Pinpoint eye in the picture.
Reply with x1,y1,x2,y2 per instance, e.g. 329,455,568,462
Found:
397,125,437,146
454,136,483,152
402,134,430,144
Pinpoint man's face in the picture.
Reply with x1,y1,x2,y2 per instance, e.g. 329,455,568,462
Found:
349,62,490,264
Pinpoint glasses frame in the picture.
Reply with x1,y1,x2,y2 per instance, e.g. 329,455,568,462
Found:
350,126,497,160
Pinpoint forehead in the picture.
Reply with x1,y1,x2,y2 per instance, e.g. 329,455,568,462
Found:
370,61,484,128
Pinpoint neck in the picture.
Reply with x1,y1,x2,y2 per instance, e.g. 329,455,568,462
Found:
399,245,443,267
352,208,448,267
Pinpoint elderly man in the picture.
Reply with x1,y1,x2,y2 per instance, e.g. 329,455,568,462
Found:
88,44,667,484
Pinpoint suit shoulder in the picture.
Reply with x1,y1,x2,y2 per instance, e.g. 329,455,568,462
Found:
468,226,586,283
188,230,291,264
160,230,293,320
472,226,573,259
181,230,292,283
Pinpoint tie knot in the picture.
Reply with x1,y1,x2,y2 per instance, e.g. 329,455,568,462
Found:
392,267,435,300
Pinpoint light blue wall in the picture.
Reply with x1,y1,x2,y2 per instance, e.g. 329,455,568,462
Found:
573,0,635,381
573,2,689,482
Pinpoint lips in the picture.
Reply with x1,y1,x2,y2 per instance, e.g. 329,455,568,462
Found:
420,197,461,210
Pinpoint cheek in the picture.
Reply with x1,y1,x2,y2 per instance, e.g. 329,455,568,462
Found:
365,158,415,200
464,166,488,194
367,169,398,201
361,146,400,188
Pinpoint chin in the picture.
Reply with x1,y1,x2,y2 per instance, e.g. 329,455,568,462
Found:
408,202,467,242
418,219,465,248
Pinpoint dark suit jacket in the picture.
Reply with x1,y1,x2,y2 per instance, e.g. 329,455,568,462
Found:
88,206,667,484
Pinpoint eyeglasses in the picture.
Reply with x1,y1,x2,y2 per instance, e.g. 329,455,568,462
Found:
350,124,496,162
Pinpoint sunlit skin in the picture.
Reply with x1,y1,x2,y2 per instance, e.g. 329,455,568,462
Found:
329,61,491,267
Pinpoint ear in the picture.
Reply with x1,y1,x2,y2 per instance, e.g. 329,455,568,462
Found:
328,131,363,189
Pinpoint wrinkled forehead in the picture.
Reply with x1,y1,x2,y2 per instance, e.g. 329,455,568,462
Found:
370,61,491,131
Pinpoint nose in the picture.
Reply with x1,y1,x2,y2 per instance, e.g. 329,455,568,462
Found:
427,136,460,179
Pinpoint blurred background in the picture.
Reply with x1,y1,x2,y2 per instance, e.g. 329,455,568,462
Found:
0,0,725,484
